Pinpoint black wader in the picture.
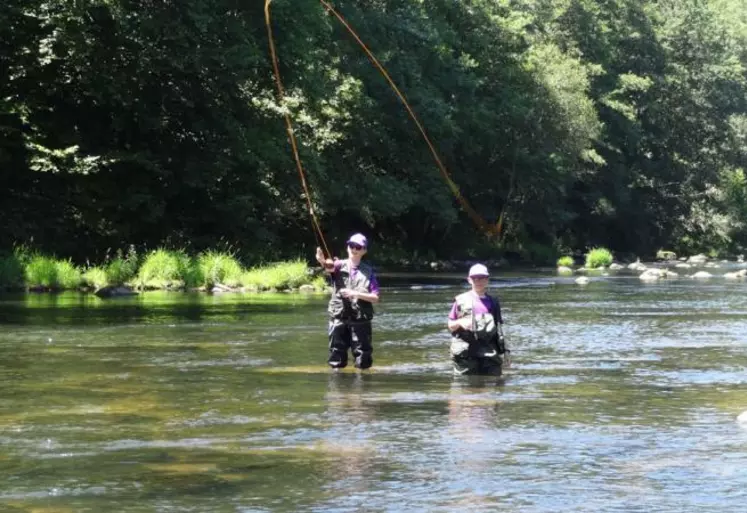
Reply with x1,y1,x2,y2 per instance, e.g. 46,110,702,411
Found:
327,260,375,369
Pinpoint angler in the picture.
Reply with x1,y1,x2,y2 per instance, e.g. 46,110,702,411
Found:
447,264,509,376
315,233,380,369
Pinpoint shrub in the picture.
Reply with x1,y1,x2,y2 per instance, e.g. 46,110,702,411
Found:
0,252,25,288
557,255,574,267
585,247,613,269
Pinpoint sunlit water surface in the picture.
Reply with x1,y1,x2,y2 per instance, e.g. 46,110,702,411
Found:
1,269,747,512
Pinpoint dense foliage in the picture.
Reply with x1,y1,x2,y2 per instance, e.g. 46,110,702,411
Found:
2,0,746,263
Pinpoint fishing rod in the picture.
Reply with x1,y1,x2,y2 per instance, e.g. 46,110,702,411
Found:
264,0,331,259
264,0,507,248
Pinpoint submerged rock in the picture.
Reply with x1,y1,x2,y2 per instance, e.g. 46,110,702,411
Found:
575,277,590,285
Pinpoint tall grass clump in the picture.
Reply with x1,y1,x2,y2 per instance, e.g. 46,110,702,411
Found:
25,255,58,288
84,266,109,289
55,259,83,289
557,255,574,267
105,245,139,285
241,260,312,291
198,250,244,288
136,249,201,289
585,247,614,269
310,275,329,292
275,260,310,289
24,256,82,289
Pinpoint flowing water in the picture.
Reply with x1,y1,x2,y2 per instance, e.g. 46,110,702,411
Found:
1,268,747,512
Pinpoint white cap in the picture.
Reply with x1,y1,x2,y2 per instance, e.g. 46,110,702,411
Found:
468,263,489,277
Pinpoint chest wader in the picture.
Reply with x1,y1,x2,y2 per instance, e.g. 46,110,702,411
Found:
327,260,375,369
450,293,504,376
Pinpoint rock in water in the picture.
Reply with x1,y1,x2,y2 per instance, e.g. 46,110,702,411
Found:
94,286,138,298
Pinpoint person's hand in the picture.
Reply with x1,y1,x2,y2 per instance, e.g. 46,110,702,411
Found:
338,288,358,299
315,247,325,264
458,316,473,330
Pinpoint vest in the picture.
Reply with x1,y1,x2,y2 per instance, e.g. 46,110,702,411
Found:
452,291,498,343
328,260,375,321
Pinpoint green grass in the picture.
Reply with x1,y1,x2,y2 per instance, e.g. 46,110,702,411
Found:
556,255,574,267
55,259,83,288
310,275,329,292
25,255,58,288
105,252,139,286
4,244,321,293
198,250,244,288
241,260,313,291
24,256,82,289
135,249,200,289
84,266,109,289
585,247,614,269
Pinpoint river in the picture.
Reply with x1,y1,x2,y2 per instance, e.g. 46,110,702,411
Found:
1,269,746,512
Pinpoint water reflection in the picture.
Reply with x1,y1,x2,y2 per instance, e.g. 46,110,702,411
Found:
0,290,324,326
319,372,379,507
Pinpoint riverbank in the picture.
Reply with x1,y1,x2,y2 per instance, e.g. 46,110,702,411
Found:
0,247,327,295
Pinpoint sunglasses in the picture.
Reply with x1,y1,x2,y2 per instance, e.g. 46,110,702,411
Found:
347,243,365,251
